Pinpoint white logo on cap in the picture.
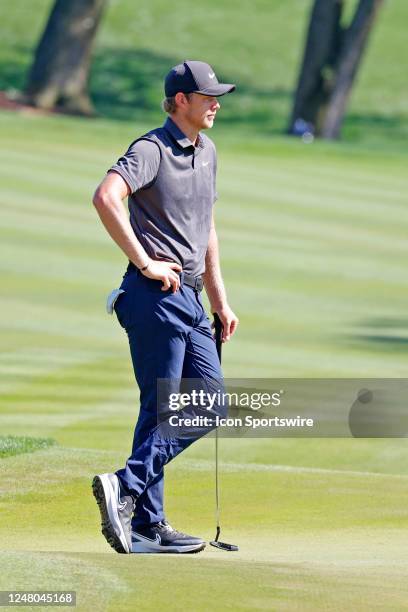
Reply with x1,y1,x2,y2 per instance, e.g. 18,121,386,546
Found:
208,72,215,79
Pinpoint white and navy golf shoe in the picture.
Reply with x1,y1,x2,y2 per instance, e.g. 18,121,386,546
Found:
92,473,136,554
131,520,206,554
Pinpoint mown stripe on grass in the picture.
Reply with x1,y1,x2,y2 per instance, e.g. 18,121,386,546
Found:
182,459,408,479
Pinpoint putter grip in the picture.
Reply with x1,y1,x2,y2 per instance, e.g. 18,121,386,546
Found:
213,312,223,363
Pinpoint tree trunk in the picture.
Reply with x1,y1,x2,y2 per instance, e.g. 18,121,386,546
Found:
288,0,383,139
288,0,344,131
24,0,107,115
321,0,384,139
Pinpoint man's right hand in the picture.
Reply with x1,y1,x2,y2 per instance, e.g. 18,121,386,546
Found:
141,259,182,293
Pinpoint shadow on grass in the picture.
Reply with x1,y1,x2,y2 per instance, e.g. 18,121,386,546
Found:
342,113,408,146
1,45,407,143
0,45,290,133
90,47,290,133
350,317,408,352
355,335,408,347
0,60,26,94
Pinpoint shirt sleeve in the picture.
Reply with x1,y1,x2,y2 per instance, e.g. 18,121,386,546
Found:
108,139,161,194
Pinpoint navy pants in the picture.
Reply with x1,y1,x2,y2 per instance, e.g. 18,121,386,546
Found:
113,266,224,529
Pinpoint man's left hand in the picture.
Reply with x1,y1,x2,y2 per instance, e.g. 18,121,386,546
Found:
213,305,239,342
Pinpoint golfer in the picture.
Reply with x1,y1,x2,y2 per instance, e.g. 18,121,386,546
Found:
91,61,238,554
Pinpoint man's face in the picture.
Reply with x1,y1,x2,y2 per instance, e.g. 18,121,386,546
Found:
183,93,221,130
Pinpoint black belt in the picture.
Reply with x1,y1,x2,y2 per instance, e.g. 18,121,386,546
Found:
182,273,204,292
127,262,204,292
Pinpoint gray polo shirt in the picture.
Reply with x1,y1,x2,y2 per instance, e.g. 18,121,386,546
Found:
109,117,218,276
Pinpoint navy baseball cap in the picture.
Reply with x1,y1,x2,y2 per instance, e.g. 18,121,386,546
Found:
165,61,235,97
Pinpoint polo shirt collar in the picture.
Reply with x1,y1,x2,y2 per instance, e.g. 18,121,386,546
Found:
163,117,204,150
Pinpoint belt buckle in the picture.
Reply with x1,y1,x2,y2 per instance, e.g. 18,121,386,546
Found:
195,277,203,292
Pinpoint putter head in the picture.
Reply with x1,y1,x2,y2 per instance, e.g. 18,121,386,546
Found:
210,540,239,551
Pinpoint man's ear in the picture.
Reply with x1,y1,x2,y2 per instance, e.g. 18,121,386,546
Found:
174,92,189,110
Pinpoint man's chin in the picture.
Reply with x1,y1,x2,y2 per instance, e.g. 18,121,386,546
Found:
202,119,214,129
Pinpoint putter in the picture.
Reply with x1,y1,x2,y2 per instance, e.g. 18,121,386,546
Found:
209,312,239,552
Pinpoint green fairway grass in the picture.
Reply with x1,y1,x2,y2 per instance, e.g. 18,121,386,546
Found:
1,108,408,610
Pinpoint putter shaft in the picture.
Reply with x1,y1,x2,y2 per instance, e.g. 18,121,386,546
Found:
210,313,239,552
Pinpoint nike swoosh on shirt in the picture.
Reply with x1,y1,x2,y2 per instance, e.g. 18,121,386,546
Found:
202,161,210,167
208,72,215,79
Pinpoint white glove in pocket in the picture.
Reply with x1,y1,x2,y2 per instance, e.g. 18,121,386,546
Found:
106,289,125,315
